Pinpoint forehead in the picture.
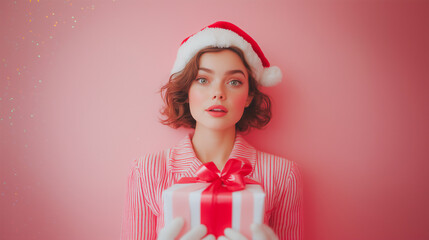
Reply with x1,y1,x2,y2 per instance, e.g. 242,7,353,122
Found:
198,50,247,72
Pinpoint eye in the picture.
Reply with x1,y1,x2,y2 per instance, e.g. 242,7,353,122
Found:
228,80,242,86
196,78,208,84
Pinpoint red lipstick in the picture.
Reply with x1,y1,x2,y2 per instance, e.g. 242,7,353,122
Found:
206,105,228,117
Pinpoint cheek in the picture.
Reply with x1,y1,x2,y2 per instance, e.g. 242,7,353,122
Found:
230,91,250,109
188,87,205,108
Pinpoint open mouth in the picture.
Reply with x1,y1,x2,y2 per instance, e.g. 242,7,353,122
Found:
209,109,226,112
206,105,228,113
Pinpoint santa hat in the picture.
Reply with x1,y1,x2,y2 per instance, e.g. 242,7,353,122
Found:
170,21,282,87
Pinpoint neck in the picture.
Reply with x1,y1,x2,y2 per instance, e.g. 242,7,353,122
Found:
191,125,236,171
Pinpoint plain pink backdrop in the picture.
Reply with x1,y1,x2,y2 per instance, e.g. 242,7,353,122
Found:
1,1,428,239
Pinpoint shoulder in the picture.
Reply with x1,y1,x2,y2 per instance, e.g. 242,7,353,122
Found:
134,149,168,170
129,148,171,185
256,150,298,172
255,150,302,183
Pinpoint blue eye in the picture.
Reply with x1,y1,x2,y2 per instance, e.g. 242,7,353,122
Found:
229,80,242,86
196,78,208,84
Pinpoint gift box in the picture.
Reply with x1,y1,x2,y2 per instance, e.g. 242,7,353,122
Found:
162,159,265,239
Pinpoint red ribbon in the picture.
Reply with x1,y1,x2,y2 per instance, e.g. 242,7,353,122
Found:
177,158,257,237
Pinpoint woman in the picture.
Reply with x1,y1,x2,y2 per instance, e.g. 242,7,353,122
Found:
121,21,303,240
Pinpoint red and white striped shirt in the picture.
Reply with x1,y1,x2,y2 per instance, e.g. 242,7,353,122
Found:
120,133,303,240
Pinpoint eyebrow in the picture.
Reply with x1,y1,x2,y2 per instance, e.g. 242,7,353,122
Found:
198,67,246,77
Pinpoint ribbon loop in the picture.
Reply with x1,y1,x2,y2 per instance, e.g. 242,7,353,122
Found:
193,158,252,191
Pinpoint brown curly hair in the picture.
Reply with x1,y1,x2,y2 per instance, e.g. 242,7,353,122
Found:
159,46,272,132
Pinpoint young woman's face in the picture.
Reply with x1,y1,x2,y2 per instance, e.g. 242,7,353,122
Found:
188,50,253,132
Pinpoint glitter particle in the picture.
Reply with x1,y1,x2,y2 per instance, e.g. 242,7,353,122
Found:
38,79,42,83
11,108,15,112
30,114,34,118
37,55,41,58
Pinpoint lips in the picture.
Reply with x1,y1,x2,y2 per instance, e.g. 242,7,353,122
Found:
206,105,228,113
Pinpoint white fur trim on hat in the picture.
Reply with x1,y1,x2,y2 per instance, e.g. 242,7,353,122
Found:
171,27,281,87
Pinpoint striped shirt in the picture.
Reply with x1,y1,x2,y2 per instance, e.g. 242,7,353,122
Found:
120,133,303,240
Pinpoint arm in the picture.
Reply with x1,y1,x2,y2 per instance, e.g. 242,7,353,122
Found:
120,164,157,240
270,161,303,240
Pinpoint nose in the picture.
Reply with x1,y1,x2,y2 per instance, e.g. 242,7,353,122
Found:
212,83,225,100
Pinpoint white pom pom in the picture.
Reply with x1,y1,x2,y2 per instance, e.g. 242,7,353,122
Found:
260,66,282,87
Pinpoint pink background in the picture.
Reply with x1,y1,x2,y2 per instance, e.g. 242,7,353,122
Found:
1,1,428,239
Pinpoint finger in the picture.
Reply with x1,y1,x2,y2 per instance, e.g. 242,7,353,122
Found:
158,218,184,240
202,234,216,240
224,228,248,240
250,224,267,240
261,224,279,240
180,224,207,240
217,236,229,240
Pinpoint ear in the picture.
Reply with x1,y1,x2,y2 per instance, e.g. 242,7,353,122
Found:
245,95,254,107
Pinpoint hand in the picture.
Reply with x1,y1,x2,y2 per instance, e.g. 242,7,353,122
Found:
217,224,279,240
157,217,216,240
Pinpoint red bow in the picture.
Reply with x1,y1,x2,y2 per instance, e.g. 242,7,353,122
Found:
178,158,256,191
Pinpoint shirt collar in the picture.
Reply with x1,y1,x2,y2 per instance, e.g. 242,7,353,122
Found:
168,132,257,176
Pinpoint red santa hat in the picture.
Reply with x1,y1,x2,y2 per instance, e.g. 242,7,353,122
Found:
170,21,282,87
